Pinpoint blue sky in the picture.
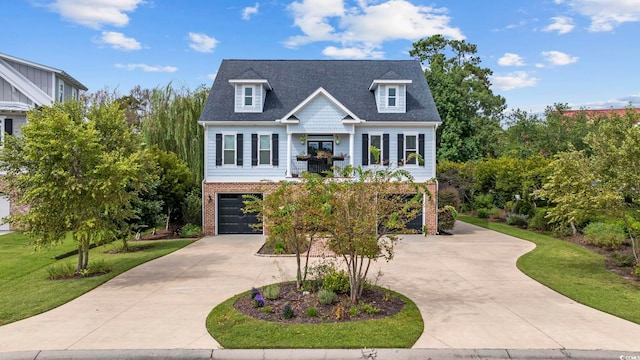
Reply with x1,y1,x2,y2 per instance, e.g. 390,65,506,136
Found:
3,0,639,114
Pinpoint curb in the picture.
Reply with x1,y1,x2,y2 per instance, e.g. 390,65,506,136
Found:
2,349,639,360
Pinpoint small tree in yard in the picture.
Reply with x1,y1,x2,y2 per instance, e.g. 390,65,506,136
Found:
244,173,325,290
0,100,148,273
320,166,428,303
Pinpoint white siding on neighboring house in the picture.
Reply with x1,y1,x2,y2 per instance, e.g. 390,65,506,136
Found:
0,197,9,231
5,59,54,97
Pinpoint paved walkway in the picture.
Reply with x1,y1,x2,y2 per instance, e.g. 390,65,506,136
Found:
1,222,640,355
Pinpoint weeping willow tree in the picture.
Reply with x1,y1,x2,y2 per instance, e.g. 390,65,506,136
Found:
142,84,208,185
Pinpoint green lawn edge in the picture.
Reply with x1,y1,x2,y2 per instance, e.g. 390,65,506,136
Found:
0,236,195,326
458,215,640,324
206,287,423,349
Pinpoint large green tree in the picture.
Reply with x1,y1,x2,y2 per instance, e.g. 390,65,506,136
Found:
537,109,640,264
142,84,207,186
0,101,148,272
410,35,506,162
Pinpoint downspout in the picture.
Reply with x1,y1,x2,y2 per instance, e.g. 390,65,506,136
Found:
199,121,207,233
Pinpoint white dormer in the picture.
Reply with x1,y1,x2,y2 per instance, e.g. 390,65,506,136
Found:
229,79,272,113
369,79,411,114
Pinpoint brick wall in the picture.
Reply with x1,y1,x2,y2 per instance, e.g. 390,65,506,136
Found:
203,180,439,236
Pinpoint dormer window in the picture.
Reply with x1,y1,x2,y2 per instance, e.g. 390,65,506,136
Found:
387,86,397,108
229,78,272,113
369,79,411,114
243,85,254,107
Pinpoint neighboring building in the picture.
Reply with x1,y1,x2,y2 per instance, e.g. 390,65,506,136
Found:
0,52,88,230
562,108,640,119
199,59,442,236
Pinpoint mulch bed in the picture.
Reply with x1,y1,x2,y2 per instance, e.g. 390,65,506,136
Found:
234,282,404,324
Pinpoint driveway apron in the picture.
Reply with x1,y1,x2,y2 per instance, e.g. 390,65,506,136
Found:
1,222,640,352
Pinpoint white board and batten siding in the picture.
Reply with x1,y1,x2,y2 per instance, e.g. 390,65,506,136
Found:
288,96,352,134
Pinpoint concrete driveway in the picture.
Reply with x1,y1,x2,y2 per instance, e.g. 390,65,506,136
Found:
1,221,640,353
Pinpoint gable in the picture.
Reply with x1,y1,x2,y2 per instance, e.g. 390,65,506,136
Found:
0,58,52,106
288,95,352,133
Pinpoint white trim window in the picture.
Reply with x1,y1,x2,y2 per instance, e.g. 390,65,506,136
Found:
369,133,382,164
387,86,398,108
404,133,418,166
223,133,236,165
258,133,271,165
243,85,254,107
58,81,64,102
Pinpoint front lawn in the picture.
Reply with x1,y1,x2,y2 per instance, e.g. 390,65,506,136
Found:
0,232,194,326
459,215,640,324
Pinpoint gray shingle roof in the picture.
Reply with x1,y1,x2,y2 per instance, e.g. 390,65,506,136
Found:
199,59,441,123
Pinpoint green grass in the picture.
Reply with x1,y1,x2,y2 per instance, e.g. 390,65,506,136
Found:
458,215,640,324
206,289,423,349
0,232,194,326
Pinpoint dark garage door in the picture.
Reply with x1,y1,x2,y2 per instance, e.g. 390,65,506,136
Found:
218,194,263,234
404,194,423,232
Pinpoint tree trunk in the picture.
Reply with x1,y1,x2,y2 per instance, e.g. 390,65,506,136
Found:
77,243,83,274
166,208,172,231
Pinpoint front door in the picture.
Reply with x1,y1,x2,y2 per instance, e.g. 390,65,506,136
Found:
307,140,333,175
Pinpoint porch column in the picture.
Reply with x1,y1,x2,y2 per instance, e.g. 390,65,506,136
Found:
287,133,292,177
349,132,355,167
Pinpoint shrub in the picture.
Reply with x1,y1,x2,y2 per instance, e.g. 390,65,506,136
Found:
584,222,626,250
179,224,201,238
611,252,635,267
506,214,529,227
253,294,265,308
438,205,457,232
528,208,552,232
322,268,350,294
250,287,260,299
262,306,273,313
512,200,534,217
262,284,280,300
317,289,338,305
273,241,287,255
87,259,112,275
476,208,491,219
181,190,202,226
306,307,319,317
359,301,381,314
283,303,294,319
46,262,76,280
348,305,360,316
473,193,494,210
438,186,460,210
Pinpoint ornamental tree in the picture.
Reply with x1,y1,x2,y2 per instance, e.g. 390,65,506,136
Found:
0,100,149,273
320,166,428,303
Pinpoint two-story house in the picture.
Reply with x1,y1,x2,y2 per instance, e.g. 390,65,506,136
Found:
199,59,441,236
0,52,87,230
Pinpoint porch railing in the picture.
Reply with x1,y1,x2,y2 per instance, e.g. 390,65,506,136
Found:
290,156,350,178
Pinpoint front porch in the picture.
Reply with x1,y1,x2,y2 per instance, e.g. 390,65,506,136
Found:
285,132,354,178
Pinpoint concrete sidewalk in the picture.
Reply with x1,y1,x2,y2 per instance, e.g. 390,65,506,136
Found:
1,222,640,355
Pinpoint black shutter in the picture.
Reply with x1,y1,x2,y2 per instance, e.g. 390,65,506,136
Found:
382,133,389,166
418,134,425,167
397,134,404,166
236,134,243,166
272,134,279,166
4,119,13,136
251,134,258,166
215,133,222,166
361,133,369,165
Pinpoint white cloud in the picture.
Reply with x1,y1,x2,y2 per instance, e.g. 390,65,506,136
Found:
285,0,464,53
47,0,143,29
561,0,640,31
491,71,539,91
541,50,578,66
543,16,575,34
99,31,141,51
242,3,260,20
115,63,178,73
322,45,384,59
498,53,525,67
188,32,218,53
